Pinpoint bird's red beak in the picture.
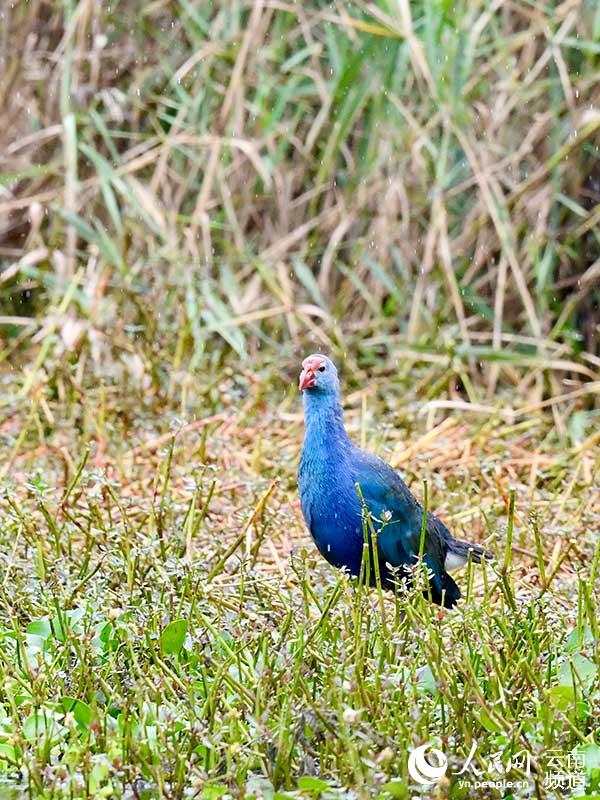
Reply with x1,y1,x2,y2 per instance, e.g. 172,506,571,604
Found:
299,356,325,390
299,366,317,391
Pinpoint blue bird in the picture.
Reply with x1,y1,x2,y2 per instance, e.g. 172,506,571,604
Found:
298,354,490,608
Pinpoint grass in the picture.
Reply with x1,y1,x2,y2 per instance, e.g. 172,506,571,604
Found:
0,360,598,798
0,0,600,797
2,1,600,365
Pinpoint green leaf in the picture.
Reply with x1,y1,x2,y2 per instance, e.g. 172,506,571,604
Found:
90,758,111,795
565,625,594,650
202,784,228,800
549,685,575,710
479,709,501,733
62,696,93,729
0,742,16,764
548,685,589,718
22,711,63,744
379,780,408,799
558,654,597,690
145,724,158,752
416,664,438,695
575,744,600,778
26,618,52,638
565,625,594,651
160,619,188,656
51,608,85,642
297,776,331,793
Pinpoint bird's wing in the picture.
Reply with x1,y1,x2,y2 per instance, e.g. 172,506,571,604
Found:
348,448,448,582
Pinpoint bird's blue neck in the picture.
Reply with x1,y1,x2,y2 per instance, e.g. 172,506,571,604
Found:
302,390,351,458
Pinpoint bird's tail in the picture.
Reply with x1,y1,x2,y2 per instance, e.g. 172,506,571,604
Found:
428,572,461,608
423,554,462,608
448,538,493,564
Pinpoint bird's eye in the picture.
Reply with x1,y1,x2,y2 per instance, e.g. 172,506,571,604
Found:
317,365,326,372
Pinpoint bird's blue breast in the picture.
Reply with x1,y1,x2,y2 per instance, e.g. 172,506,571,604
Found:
298,450,365,576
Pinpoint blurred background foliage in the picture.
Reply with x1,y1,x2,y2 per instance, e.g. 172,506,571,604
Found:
1,0,600,400
1,6,599,795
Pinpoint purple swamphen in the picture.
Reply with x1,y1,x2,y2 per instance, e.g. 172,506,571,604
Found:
298,354,490,608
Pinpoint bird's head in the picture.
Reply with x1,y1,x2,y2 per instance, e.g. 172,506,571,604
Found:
299,354,339,395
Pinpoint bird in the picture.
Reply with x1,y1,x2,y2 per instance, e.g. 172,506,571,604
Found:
297,354,491,608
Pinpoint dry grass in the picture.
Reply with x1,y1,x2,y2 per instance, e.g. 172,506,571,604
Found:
1,0,600,388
